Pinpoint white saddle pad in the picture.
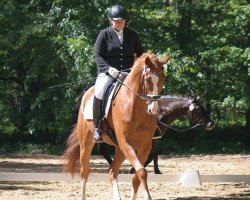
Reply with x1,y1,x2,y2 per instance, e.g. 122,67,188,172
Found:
83,89,114,120
83,95,94,120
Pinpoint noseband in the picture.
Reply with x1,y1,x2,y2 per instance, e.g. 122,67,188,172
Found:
158,103,202,132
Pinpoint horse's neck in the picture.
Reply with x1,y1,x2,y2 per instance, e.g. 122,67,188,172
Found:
160,97,191,123
124,63,143,92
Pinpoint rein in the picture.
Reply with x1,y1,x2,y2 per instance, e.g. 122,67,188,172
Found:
116,78,149,101
158,120,201,132
49,69,132,89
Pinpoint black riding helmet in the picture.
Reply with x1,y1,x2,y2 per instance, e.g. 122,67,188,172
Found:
108,5,128,20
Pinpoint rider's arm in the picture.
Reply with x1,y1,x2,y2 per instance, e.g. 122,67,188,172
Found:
134,31,145,58
94,30,110,74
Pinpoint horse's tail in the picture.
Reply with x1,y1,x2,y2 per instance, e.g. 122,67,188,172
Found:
63,125,80,175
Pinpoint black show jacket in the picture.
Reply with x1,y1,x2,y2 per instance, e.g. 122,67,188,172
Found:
94,26,145,74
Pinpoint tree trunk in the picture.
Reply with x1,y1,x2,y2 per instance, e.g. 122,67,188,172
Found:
178,0,192,49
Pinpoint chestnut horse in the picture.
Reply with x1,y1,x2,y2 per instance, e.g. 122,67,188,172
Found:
63,52,170,200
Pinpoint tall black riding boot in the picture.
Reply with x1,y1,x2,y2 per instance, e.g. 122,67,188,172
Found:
93,96,103,143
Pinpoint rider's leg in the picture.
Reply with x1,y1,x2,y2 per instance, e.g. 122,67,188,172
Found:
93,96,103,142
93,73,114,143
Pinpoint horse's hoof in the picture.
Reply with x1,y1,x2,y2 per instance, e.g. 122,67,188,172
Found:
155,170,162,174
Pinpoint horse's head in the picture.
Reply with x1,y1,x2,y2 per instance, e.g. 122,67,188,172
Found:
187,96,214,130
142,53,170,115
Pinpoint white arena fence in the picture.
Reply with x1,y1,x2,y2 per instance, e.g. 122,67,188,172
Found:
0,171,250,187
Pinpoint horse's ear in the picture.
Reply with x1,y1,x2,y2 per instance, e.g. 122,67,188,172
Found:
161,56,171,64
194,96,202,103
145,56,152,66
195,96,201,101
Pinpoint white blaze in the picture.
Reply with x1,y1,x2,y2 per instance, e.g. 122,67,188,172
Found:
189,103,195,111
148,74,159,115
152,74,159,95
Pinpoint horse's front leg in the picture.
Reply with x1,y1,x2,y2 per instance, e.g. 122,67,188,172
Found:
130,151,154,174
153,153,161,174
109,147,125,200
119,140,152,200
131,143,152,200
151,140,162,174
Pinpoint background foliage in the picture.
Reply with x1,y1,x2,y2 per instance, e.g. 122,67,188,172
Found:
0,0,249,154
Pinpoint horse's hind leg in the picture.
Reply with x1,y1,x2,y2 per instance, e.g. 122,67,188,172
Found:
109,147,125,200
100,143,113,165
78,126,95,200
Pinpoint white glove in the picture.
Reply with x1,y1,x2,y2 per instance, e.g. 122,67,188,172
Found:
108,67,119,79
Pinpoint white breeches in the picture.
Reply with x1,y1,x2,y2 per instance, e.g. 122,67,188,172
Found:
94,73,114,100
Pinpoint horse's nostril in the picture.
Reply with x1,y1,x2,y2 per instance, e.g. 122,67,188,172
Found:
148,109,152,115
148,108,157,116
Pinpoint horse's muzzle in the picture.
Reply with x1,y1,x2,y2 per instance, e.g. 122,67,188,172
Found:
145,95,161,115
147,101,159,115
205,121,214,130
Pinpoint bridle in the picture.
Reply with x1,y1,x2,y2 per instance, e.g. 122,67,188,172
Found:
158,102,205,132
116,64,164,103
141,64,164,103
187,103,206,126
158,120,201,132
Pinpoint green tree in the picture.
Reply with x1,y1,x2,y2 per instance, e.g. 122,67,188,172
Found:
0,0,249,149
163,1,249,129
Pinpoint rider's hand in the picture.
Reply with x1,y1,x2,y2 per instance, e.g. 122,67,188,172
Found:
108,67,119,79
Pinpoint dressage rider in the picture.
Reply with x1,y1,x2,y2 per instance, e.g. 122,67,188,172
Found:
93,5,161,143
